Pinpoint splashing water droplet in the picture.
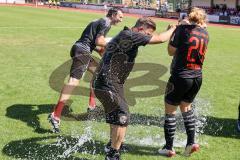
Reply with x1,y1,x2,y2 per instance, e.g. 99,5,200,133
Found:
59,126,93,158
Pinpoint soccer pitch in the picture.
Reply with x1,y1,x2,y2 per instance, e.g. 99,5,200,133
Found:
0,6,239,160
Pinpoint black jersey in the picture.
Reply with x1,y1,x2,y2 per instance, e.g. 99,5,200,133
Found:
95,27,151,85
169,25,209,78
76,17,111,53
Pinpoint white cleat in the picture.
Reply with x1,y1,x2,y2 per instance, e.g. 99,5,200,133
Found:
184,143,200,157
158,147,176,157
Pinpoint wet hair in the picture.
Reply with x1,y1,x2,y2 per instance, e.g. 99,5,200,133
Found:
188,7,207,25
106,7,122,17
134,17,156,31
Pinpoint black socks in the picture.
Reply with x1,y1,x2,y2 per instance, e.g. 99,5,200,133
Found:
164,114,176,150
182,110,196,145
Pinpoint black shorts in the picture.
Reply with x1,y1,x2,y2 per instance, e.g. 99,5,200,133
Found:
165,76,202,106
70,44,92,80
93,81,129,126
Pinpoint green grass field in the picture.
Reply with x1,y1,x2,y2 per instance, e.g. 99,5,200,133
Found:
0,6,239,160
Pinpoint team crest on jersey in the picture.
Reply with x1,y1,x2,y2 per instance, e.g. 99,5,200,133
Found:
119,40,133,52
119,115,128,124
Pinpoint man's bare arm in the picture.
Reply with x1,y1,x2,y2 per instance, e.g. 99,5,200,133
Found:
148,25,176,44
95,35,107,47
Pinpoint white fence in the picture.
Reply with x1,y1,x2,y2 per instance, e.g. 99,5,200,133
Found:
208,15,220,23
0,0,25,4
230,16,240,24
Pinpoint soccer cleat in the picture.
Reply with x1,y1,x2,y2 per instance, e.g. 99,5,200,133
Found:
104,141,128,153
104,141,112,153
105,149,120,160
87,106,97,112
184,143,200,156
105,154,120,160
237,120,240,132
48,113,60,133
158,146,176,157
119,143,128,152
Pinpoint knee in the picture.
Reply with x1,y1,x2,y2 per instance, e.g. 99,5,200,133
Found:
180,101,192,112
165,102,177,115
106,111,130,127
68,77,80,86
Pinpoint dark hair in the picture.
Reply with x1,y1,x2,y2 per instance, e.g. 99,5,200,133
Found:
106,7,122,17
134,17,156,31
181,14,187,19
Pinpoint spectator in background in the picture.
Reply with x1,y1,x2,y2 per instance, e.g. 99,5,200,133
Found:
224,10,228,16
209,7,214,14
104,3,108,14
56,0,60,9
48,0,53,8
178,14,189,25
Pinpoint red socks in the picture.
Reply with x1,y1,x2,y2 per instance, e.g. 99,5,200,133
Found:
89,87,96,109
53,82,96,119
53,101,65,120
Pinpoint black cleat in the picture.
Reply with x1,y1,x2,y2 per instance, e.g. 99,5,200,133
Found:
104,141,128,153
48,113,60,133
105,147,120,160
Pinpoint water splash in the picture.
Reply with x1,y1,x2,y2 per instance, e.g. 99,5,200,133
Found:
58,126,93,159
3,98,211,159
62,98,209,159
125,97,212,148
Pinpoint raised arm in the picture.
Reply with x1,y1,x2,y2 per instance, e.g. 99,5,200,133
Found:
167,25,181,56
148,25,176,44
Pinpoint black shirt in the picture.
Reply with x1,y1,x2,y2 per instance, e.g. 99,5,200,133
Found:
169,25,209,78
95,27,151,86
76,17,111,53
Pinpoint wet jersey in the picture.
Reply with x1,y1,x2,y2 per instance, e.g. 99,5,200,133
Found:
95,26,152,86
76,17,111,53
169,25,209,78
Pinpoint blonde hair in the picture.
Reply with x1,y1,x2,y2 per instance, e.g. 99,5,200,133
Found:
188,7,207,25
